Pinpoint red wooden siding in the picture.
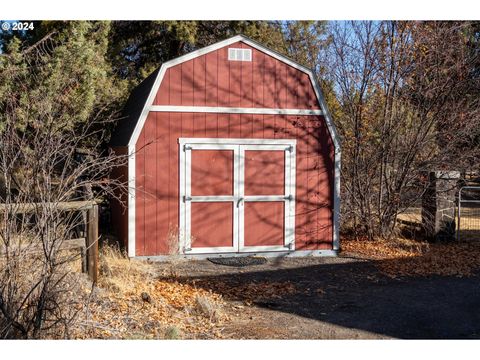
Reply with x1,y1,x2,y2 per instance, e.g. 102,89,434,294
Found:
135,113,334,254
155,41,320,110
110,146,129,248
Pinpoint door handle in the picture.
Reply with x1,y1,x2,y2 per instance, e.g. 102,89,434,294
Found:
237,197,244,207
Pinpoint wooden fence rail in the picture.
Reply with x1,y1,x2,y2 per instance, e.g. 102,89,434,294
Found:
0,200,99,283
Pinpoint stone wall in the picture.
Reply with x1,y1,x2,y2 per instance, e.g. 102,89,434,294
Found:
421,171,460,241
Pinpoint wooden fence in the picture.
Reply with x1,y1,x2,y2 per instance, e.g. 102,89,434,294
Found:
0,200,99,282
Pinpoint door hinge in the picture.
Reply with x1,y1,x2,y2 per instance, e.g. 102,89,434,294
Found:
284,194,293,201
183,144,192,151
286,145,293,152
183,196,192,202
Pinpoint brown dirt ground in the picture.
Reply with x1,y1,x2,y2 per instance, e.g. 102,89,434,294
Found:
151,242,480,339
74,237,480,339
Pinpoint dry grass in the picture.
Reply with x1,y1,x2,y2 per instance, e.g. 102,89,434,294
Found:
0,240,91,339
397,207,480,235
71,244,228,339
97,244,157,294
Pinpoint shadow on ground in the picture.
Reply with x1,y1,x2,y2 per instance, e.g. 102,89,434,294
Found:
159,256,480,339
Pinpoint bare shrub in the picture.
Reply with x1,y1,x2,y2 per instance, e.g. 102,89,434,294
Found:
166,226,182,278
194,295,221,323
0,32,127,338
164,325,182,339
167,226,180,256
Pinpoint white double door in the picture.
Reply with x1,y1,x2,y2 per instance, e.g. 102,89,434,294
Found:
179,138,296,254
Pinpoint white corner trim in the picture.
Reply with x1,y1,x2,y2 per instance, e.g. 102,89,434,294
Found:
126,34,342,256
127,144,136,257
149,105,323,116
310,77,341,250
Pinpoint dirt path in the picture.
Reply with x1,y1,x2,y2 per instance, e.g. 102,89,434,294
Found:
155,256,480,339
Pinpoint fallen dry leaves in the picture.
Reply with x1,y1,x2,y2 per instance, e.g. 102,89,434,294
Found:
185,279,298,304
68,245,302,339
71,246,229,339
342,237,480,278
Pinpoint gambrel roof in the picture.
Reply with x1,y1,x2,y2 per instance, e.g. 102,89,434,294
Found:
110,34,340,151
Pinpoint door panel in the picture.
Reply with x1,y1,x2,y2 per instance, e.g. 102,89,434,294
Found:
244,201,285,246
191,149,234,196
191,202,234,248
239,144,293,252
185,144,238,253
244,150,285,196
180,139,295,254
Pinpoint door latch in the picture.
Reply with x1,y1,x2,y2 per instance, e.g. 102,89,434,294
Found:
237,197,244,207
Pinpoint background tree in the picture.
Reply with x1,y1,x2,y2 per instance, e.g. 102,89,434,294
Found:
325,21,480,239
0,21,127,141
107,21,287,82
0,21,127,338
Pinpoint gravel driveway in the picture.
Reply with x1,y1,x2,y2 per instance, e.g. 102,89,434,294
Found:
155,256,480,339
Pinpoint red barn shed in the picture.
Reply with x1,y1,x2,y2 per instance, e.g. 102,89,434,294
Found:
110,35,341,259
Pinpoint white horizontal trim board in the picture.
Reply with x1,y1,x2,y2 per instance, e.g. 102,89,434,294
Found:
137,250,339,262
149,105,323,116
179,138,296,145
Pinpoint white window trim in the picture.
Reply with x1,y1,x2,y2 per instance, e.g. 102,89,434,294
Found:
127,35,341,257
179,138,296,255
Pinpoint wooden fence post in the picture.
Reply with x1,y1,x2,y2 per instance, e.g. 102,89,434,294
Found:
86,204,99,283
